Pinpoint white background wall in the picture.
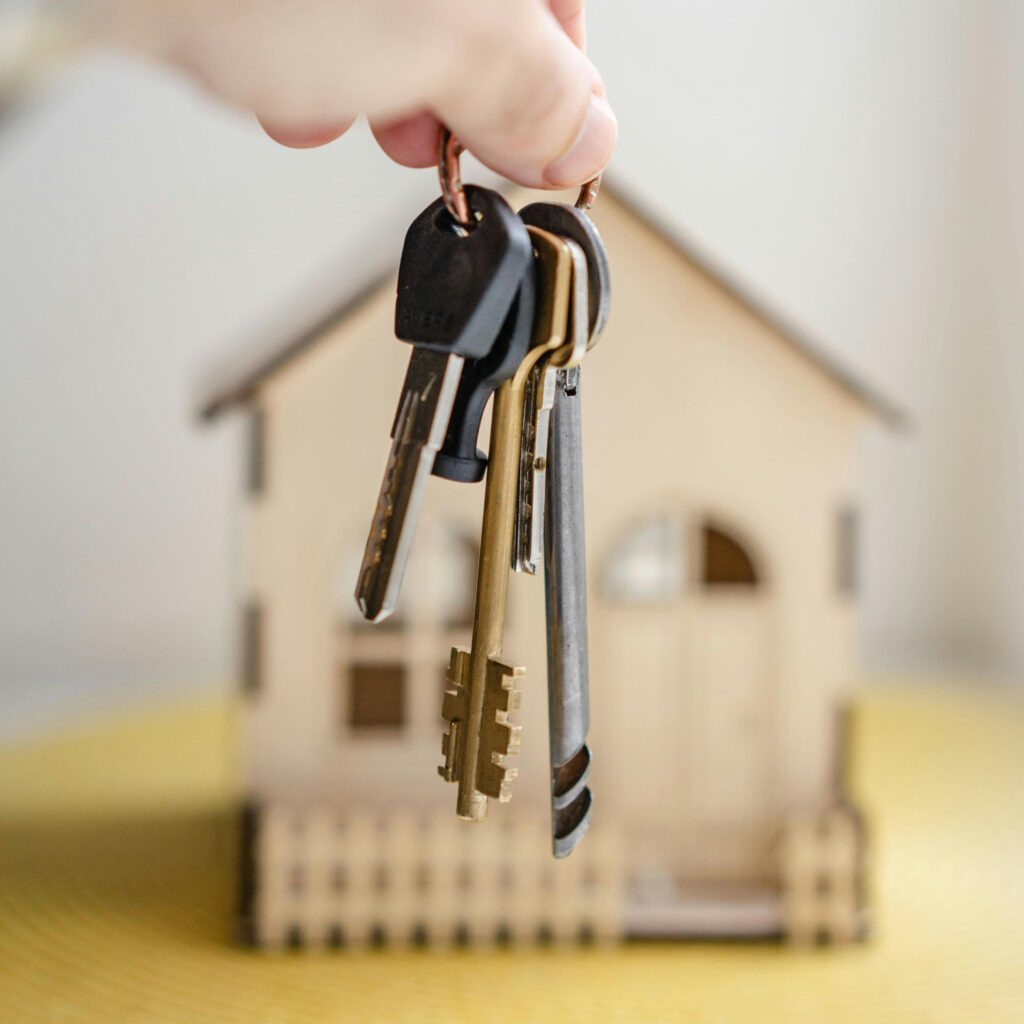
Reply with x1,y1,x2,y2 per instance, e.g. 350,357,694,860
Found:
1,1,1021,737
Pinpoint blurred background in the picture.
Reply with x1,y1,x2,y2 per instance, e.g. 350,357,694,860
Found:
3,1,1023,740
2,2,1024,1021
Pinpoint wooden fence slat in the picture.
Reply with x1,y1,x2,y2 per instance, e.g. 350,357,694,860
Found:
253,804,624,949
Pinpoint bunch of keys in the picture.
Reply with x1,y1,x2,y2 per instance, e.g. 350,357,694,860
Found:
355,131,610,857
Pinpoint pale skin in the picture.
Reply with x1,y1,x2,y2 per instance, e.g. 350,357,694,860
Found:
89,0,617,188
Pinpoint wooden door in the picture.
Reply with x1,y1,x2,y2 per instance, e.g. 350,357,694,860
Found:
595,514,775,887
682,597,774,882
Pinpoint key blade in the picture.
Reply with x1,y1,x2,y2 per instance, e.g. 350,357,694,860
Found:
475,657,525,802
512,365,556,575
439,647,471,783
527,370,557,573
355,349,464,622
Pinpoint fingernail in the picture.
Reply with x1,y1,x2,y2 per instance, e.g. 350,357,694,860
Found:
544,94,617,188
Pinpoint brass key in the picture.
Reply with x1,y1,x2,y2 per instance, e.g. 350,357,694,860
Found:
440,227,573,822
513,237,590,575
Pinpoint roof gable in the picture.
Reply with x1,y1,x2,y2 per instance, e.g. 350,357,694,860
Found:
199,183,904,426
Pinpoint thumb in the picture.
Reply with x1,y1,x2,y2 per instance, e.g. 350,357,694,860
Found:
431,7,616,189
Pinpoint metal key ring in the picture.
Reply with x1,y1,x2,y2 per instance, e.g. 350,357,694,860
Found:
575,176,601,211
442,126,600,223
439,128,474,232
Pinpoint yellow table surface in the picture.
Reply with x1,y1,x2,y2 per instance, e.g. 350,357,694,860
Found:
1,684,1023,1024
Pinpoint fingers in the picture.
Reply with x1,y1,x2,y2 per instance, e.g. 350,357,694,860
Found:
549,0,586,50
370,111,442,168
244,0,612,188
257,116,357,149
429,5,615,188
541,92,615,187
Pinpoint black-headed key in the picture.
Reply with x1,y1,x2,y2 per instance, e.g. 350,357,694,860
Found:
355,186,532,623
430,270,536,484
430,202,606,488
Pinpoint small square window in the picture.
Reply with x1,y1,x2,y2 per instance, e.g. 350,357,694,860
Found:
347,663,406,730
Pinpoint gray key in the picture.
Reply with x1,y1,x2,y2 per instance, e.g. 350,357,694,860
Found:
518,202,610,857
544,366,593,857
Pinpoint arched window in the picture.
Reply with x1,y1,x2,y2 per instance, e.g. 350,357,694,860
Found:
603,513,762,603
602,514,685,603
701,523,759,586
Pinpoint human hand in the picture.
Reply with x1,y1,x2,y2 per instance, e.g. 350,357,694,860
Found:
95,0,616,188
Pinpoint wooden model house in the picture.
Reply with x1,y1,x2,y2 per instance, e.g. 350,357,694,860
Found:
201,186,900,949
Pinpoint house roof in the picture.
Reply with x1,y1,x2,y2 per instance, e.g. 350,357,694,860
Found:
199,181,905,426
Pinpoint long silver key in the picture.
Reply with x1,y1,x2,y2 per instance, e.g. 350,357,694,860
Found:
519,200,610,857
545,365,593,856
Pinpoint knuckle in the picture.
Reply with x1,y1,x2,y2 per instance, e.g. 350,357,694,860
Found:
551,0,586,27
502,61,587,161
431,1,595,175
470,28,586,157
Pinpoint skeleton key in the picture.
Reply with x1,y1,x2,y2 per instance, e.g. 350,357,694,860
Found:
520,201,611,856
513,238,589,574
440,227,574,821
355,186,532,622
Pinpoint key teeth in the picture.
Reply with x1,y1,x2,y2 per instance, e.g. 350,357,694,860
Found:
439,648,471,784
486,721,520,758
441,687,465,722
440,652,525,802
480,763,519,803
476,659,525,801
354,407,406,607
